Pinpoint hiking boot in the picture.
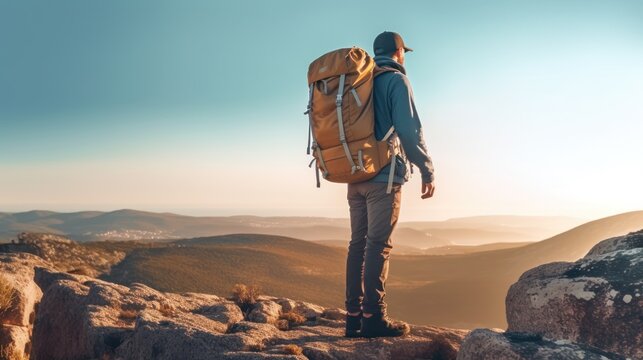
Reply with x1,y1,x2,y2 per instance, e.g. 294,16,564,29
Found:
345,312,362,338
360,313,410,338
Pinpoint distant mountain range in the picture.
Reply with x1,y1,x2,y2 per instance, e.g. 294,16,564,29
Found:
0,209,585,248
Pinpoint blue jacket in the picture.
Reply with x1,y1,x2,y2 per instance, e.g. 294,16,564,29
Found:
368,56,435,185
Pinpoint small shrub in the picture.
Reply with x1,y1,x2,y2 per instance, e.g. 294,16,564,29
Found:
0,276,15,314
159,302,176,317
283,344,303,355
275,319,290,331
278,311,306,330
231,283,260,313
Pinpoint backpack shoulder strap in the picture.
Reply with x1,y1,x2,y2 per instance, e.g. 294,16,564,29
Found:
373,65,400,78
373,65,402,194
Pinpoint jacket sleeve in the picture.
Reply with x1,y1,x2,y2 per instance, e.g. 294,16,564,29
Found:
389,74,435,183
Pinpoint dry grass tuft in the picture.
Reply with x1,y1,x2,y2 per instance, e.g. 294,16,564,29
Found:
231,283,260,305
0,275,15,314
118,309,139,320
231,283,260,313
283,344,303,355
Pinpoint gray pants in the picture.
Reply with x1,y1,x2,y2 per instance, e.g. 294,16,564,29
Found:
345,181,402,315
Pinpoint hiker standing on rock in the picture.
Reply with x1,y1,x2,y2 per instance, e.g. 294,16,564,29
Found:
306,31,435,338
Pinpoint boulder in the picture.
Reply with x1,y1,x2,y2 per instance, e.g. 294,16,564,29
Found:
31,268,243,360
248,301,282,324
292,302,324,320
0,253,51,327
456,328,626,360
585,230,643,257
506,230,642,358
0,253,53,358
275,298,297,313
273,298,324,320
193,301,245,325
321,308,346,321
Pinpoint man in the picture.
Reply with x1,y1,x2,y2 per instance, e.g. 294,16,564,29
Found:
345,31,436,338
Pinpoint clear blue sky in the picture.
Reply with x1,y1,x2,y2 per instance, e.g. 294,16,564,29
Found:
1,0,642,220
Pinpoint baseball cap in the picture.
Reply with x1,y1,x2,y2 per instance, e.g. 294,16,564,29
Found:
373,31,413,56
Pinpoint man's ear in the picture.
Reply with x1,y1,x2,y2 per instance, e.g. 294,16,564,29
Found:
392,48,402,62
396,47,405,59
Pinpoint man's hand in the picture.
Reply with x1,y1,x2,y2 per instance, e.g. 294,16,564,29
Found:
421,182,435,199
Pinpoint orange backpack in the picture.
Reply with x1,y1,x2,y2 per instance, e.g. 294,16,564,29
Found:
306,47,400,193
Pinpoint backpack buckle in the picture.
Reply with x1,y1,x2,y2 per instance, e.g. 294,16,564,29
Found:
335,95,343,107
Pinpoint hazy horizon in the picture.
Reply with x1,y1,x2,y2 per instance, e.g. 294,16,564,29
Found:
2,0,642,222
0,206,593,223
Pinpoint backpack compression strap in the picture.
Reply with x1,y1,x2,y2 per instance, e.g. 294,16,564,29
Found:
382,126,397,194
305,83,329,187
335,74,361,174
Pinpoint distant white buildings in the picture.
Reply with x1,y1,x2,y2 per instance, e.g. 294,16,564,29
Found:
83,229,178,241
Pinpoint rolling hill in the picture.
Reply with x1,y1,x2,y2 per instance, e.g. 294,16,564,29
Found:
0,209,583,247
403,215,587,245
89,234,347,308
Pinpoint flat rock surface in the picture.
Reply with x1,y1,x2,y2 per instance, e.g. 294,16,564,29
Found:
28,267,467,360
